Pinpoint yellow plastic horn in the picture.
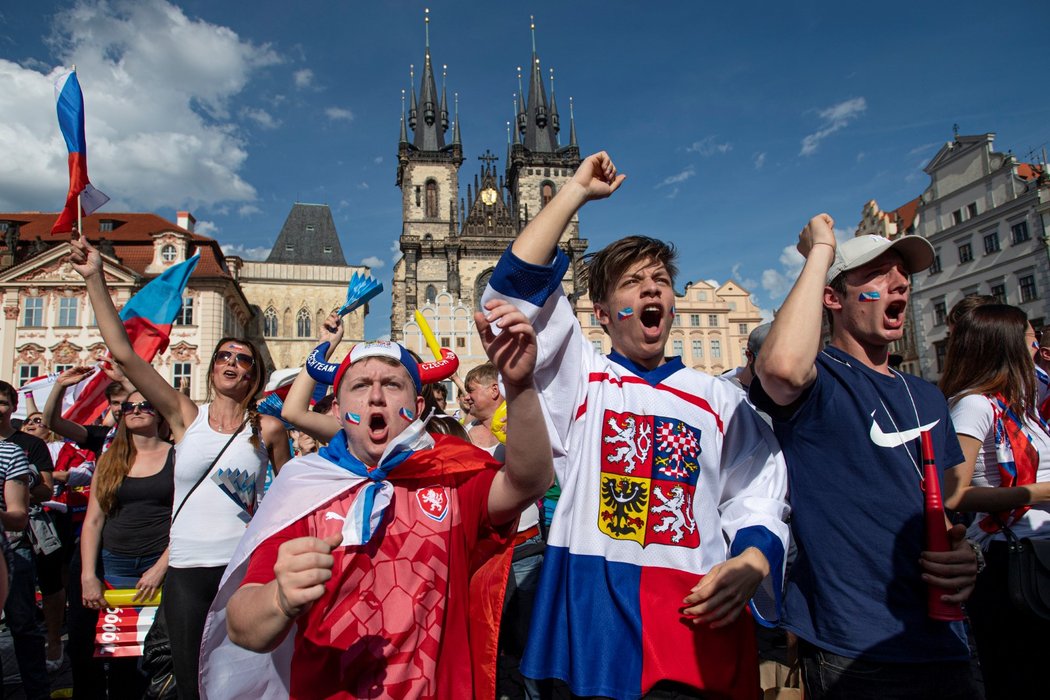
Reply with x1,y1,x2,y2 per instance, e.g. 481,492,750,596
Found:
414,309,443,361
102,588,162,607
490,400,508,444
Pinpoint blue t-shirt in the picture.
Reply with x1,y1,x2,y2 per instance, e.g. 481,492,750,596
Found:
750,345,968,662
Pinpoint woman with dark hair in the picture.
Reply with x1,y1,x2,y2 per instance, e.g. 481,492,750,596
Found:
939,303,1050,697
69,235,289,700
80,389,172,698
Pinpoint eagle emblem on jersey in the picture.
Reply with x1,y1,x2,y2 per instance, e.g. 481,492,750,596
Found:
415,485,449,522
598,410,702,548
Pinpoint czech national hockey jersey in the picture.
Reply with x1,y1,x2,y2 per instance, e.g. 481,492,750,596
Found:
483,248,790,700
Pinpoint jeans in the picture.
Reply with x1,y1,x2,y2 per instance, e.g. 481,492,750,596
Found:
100,548,161,584
798,640,980,700
2,545,50,700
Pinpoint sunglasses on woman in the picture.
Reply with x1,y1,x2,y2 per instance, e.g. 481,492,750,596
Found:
120,400,156,415
214,350,255,370
25,417,44,425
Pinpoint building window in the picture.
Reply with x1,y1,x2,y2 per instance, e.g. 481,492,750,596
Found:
263,307,278,337
710,339,722,359
22,297,43,327
591,339,603,354
707,314,718,327
18,365,40,387
174,295,193,326
172,363,192,394
541,182,555,207
692,340,703,358
285,244,294,252
958,243,973,264
456,336,466,348
57,297,78,326
952,210,964,226
698,291,707,301
296,308,311,337
990,282,1006,304
54,364,74,374
738,323,748,335
161,244,177,262
424,285,437,304
967,202,978,219
1012,221,1030,244
933,300,947,326
690,314,700,327
425,180,438,218
323,246,332,254
672,339,684,356
1020,274,1038,303
99,220,113,232
305,225,314,234
929,249,942,275
934,341,948,373
983,231,1000,254
589,314,597,326
441,337,450,348
673,315,681,326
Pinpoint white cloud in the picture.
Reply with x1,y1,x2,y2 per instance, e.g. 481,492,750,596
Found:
655,165,696,189
356,181,369,190
238,204,261,216
799,97,867,156
194,220,218,236
293,68,313,89
686,136,732,157
389,238,403,263
325,106,353,122
241,107,280,129
761,225,856,300
753,152,766,170
730,263,757,291
908,141,941,156
0,0,280,213
361,255,385,269
221,242,271,260
704,279,720,288
373,156,383,165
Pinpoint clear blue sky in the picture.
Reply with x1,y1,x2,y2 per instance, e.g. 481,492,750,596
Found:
3,1,1048,338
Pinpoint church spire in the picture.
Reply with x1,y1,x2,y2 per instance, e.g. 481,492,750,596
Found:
440,64,449,132
399,89,408,144
569,96,578,148
413,8,446,151
452,92,461,145
549,67,560,144
522,16,556,153
408,65,417,130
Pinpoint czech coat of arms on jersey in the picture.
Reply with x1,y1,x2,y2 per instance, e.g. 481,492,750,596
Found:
597,410,701,547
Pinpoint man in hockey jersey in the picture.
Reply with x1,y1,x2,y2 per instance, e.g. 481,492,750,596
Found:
199,304,553,699
750,214,981,698
483,151,789,700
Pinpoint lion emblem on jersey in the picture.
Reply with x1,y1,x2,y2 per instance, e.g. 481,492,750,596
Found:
415,486,449,522
598,410,702,548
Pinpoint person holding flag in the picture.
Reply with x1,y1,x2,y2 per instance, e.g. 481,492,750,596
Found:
52,69,109,235
68,233,290,700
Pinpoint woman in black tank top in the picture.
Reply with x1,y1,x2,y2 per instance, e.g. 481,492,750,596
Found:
79,390,173,699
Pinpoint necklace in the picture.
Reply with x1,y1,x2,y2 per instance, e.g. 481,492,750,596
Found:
821,349,925,480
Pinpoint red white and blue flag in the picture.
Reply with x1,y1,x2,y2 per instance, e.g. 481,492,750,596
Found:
52,70,109,234
64,253,200,425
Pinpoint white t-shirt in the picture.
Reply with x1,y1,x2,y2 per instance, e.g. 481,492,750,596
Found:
170,404,269,567
950,393,1050,545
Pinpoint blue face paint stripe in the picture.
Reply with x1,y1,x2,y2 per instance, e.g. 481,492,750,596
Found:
617,307,634,320
858,291,881,302
344,411,361,425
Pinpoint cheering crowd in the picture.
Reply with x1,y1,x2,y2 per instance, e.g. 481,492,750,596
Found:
0,151,1046,699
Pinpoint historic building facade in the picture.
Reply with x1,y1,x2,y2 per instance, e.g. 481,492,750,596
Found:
0,212,252,402
230,203,368,371
909,133,1049,379
389,16,588,364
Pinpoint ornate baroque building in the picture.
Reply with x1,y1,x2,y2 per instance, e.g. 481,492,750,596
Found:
0,212,251,402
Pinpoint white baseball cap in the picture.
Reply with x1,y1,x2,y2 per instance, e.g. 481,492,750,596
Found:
826,234,935,285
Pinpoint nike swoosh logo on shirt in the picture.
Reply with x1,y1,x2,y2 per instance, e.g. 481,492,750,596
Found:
868,411,940,448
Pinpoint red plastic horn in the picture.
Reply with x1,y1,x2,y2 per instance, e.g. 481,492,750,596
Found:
419,347,459,385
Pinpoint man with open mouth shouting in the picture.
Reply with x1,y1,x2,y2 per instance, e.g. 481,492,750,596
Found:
750,215,982,699
200,309,553,699
482,152,789,700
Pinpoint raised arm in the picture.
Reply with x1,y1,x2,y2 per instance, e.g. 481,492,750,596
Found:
511,151,625,265
754,214,836,406
43,367,94,444
281,314,343,443
68,235,196,436
475,301,554,525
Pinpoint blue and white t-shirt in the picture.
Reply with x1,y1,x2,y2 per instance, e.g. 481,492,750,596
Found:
751,345,968,663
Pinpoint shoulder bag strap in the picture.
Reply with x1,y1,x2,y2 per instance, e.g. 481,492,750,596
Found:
171,420,247,526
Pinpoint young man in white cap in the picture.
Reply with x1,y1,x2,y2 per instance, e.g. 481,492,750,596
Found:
200,301,552,699
750,215,982,699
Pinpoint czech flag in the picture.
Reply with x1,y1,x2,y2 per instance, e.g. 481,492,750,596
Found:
65,253,200,424
52,70,109,234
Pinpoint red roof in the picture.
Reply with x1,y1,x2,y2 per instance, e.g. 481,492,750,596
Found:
0,212,230,279
892,196,921,233
1017,163,1045,181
